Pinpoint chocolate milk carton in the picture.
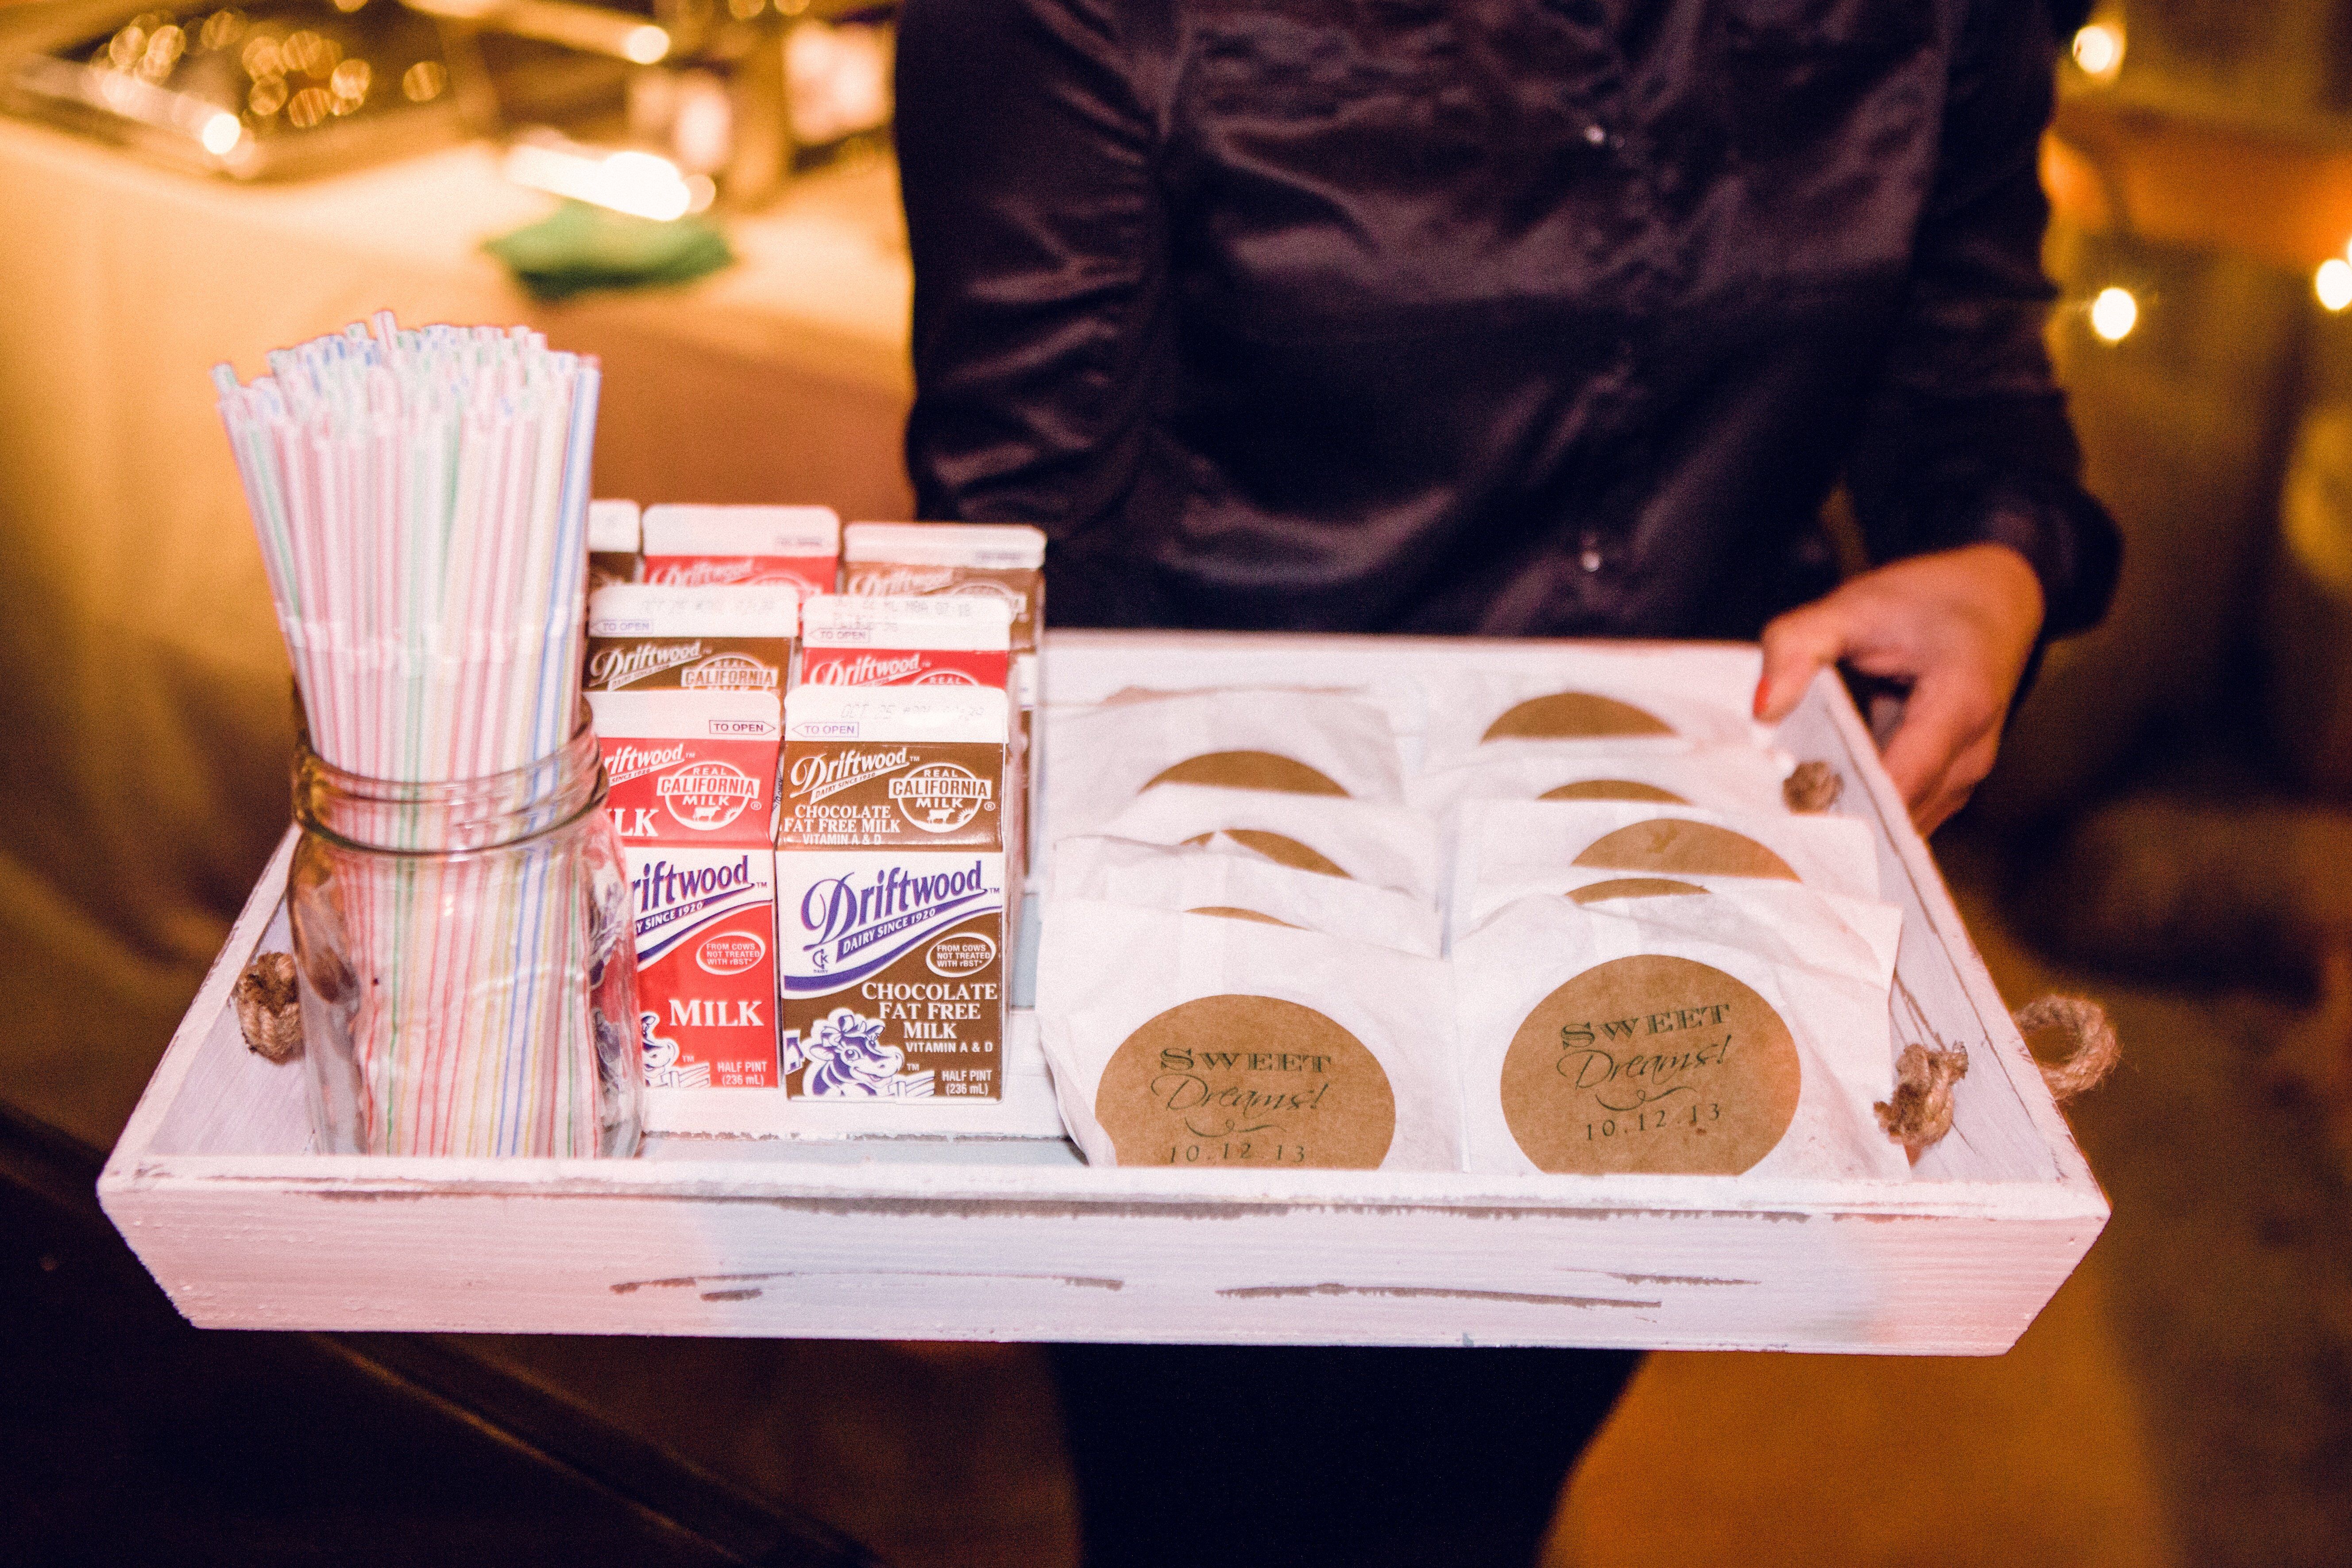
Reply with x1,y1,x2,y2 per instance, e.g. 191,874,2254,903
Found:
589,689,784,1093
641,504,841,599
842,522,1046,875
776,684,1010,1101
588,499,641,591
585,584,799,696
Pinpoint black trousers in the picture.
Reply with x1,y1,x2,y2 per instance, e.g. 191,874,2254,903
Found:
1047,1344,1642,1568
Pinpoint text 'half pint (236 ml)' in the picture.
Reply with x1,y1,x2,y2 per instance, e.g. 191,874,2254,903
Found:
1034,900,1462,1170
585,583,799,696
777,684,1010,1101
587,688,784,1093
640,503,841,598
1451,892,1907,1182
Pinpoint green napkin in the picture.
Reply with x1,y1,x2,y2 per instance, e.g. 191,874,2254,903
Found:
484,201,735,302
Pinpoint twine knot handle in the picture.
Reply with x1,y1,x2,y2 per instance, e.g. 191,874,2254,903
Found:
1876,1043,1969,1156
233,951,304,1063
2015,993,2120,1104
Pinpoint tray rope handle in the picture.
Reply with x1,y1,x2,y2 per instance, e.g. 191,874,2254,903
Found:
1876,995,2119,1157
234,950,305,1064
2016,994,2121,1105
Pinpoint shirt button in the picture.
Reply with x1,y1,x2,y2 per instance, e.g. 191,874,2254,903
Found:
1584,122,1608,147
1579,532,1604,573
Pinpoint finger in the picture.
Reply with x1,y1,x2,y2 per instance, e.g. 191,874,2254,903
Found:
1876,675,1998,813
1753,599,1851,722
1912,727,2004,835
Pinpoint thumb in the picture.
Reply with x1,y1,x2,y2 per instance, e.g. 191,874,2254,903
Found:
1753,598,1851,723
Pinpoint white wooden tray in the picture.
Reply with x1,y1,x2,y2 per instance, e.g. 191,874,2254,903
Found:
99,632,2106,1352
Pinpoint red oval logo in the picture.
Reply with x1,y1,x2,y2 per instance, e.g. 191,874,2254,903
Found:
696,931,767,976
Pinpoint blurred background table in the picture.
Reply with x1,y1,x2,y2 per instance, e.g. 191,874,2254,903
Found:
0,111,913,1148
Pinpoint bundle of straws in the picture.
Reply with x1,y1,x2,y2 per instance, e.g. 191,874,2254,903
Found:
216,315,618,1156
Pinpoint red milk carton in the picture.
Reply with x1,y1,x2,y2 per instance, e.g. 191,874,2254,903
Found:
586,689,782,848
641,504,841,598
590,689,785,1097
629,847,780,1090
797,594,1013,690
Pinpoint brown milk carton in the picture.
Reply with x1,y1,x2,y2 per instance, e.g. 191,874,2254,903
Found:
587,499,641,591
641,504,841,599
585,584,799,696
842,522,1046,876
777,684,1010,1101
587,689,785,1094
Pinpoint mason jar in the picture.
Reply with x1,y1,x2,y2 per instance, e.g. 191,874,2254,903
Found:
286,720,643,1157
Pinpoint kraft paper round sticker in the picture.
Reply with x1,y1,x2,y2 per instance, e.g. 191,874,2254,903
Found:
1501,955,1800,1175
1097,994,1397,1168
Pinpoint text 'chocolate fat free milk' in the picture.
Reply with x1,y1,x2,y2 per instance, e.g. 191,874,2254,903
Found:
777,684,1009,1101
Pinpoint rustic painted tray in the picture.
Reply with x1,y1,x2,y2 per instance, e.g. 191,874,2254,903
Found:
99,632,2106,1352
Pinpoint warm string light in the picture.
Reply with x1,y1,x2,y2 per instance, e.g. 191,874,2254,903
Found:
2072,22,2124,82
2318,258,2352,313
2089,286,2138,343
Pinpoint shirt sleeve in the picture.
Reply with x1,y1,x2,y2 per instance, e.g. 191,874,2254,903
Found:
1841,0,2122,639
895,0,1170,589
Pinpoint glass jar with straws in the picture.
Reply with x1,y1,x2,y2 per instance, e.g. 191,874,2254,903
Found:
216,314,644,1157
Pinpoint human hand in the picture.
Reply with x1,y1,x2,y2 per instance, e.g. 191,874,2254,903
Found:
1752,543,2045,835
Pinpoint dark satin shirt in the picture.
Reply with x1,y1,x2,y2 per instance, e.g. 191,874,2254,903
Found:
895,0,2121,641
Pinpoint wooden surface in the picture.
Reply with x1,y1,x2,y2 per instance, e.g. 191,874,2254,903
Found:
98,633,2108,1352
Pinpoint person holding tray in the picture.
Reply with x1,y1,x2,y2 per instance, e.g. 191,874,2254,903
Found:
894,0,2122,1562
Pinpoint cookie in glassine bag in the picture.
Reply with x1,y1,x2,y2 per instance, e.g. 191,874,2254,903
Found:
1050,834,1444,955
1419,661,1765,765
1043,687,1405,841
1090,784,1441,903
1452,896,1908,1182
1035,900,1462,1170
1558,876,1904,993
1407,744,1796,821
1444,798,1880,941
